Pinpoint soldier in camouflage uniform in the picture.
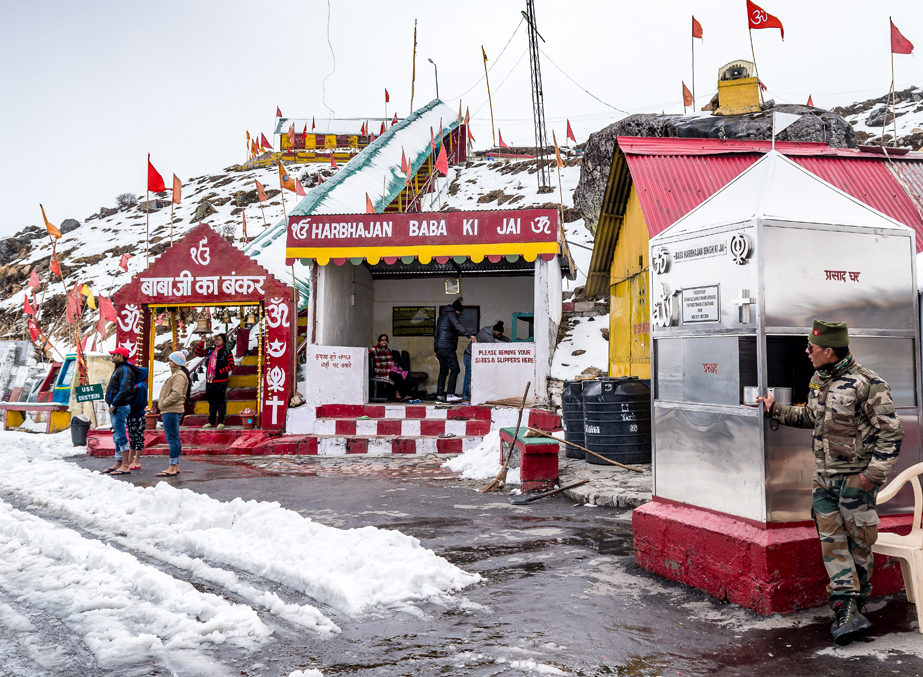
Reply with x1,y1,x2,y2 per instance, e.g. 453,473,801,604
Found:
758,320,903,646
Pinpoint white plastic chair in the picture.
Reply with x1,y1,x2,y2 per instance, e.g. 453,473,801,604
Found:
871,462,923,633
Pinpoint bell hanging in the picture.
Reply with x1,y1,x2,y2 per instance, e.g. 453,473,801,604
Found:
194,318,211,335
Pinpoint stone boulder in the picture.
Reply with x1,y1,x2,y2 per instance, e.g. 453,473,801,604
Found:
60,218,80,235
574,105,857,233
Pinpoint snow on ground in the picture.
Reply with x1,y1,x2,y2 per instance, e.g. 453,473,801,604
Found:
0,431,479,671
843,95,923,145
442,430,520,485
551,313,610,381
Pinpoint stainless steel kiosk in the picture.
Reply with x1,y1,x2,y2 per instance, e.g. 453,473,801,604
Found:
647,151,922,524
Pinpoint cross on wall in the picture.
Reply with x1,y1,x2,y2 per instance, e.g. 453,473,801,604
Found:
734,289,754,324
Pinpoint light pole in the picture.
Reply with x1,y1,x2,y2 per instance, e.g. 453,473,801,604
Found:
427,58,439,100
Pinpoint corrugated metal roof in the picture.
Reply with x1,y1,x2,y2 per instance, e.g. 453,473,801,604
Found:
617,137,923,160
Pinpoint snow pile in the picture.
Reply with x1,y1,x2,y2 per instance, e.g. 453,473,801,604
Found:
551,313,610,381
0,431,481,667
287,670,324,677
442,430,520,485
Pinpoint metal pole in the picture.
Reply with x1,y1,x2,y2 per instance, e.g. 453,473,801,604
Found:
691,18,696,110
892,49,898,147
410,19,417,114
483,45,496,147
428,58,439,99
145,155,150,267
525,0,549,190
749,29,764,105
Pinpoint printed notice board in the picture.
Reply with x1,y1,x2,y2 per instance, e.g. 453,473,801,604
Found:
75,384,105,403
392,306,436,336
681,285,720,323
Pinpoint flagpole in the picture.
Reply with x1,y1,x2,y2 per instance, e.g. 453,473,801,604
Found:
748,30,764,105
145,153,150,267
891,46,898,148
170,198,174,246
410,19,417,115
691,17,696,111
259,201,268,228
483,46,496,147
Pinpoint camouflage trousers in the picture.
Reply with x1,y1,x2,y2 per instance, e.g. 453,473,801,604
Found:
812,473,881,601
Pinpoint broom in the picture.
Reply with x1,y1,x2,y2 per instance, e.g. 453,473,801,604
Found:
481,381,531,493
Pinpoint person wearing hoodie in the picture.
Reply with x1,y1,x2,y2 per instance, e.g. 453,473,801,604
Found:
113,367,148,474
433,298,476,403
155,352,191,478
463,321,510,401
103,347,141,474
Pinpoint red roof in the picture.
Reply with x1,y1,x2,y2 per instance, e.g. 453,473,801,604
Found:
618,137,923,250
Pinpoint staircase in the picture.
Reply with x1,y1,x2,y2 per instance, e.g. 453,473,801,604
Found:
183,355,260,427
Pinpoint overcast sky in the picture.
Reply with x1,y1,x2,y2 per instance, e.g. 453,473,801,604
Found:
1,0,921,238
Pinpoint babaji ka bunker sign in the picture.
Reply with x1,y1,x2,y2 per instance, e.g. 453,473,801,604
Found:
285,209,561,265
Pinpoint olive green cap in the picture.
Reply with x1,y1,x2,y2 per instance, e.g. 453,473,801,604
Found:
809,320,849,348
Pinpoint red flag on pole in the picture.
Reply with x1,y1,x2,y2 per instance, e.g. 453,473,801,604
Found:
435,144,449,176
682,82,693,107
81,328,91,352
119,253,132,272
401,148,408,174
360,121,366,135
807,95,814,107
261,133,273,150
692,16,703,39
288,124,295,147
370,133,376,143
385,89,390,103
50,254,61,277
295,177,306,197
242,211,249,244
747,1,784,40
302,123,308,136
147,156,166,192
330,155,338,169
312,117,316,131
97,315,107,338
366,193,375,214
891,19,914,54
392,113,398,125
28,318,40,344
255,180,267,202
276,106,282,117
566,120,576,144
498,130,509,149
467,127,475,142
98,293,117,321
380,121,386,135
28,269,40,289
24,295,34,316
172,174,182,204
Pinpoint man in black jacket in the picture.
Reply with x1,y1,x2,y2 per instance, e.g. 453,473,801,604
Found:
103,347,141,473
433,299,476,402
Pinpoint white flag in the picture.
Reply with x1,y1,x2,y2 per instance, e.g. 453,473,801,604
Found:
772,112,801,139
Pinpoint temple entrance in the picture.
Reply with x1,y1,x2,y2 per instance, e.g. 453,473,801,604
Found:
112,223,296,430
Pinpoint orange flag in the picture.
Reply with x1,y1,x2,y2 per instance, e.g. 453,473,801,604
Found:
401,148,409,174
692,16,703,39
242,211,249,244
464,107,470,125
172,174,182,204
40,204,62,239
366,193,375,214
385,88,390,103
278,161,297,192
553,131,564,169
682,82,693,107
467,127,475,143
255,179,268,202
498,131,509,149
434,144,449,176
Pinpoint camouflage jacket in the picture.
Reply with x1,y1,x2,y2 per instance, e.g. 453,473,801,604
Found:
770,356,903,484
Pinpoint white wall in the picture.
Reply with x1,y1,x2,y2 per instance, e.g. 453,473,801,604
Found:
316,263,373,347
372,275,534,391
534,257,563,404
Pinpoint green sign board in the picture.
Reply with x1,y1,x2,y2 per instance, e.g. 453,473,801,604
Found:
75,384,105,403
392,306,436,337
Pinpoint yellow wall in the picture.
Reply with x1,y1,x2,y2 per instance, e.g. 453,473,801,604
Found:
608,187,650,378
717,77,760,115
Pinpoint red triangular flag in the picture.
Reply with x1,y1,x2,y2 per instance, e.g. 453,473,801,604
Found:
255,180,268,202
467,127,475,142
360,121,366,135
302,123,308,136
385,88,390,103
276,106,282,117
147,156,166,193
392,113,398,125
119,253,132,272
330,155,338,169
401,148,409,174
261,133,273,150
434,144,449,176
97,315,107,337
28,318,40,343
318,173,325,185
464,107,470,125
746,0,784,40
28,269,40,289
807,95,814,107
366,193,375,214
498,130,509,149
682,82,693,107
692,16,703,39
295,178,306,196
370,133,376,143
380,121,386,135
312,116,316,131
891,19,914,55
98,293,117,321
566,119,576,144
24,295,34,316
50,254,61,277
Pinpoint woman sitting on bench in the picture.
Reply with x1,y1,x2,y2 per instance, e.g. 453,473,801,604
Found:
369,334,412,401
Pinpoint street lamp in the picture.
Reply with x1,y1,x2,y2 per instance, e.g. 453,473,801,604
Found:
427,58,439,100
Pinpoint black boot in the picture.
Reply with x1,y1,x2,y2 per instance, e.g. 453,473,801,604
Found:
830,598,872,646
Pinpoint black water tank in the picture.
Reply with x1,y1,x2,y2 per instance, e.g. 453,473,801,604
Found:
582,377,651,465
562,380,587,458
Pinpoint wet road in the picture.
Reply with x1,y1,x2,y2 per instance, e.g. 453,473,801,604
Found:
39,455,923,676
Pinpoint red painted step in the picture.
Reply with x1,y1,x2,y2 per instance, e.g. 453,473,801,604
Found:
315,403,492,421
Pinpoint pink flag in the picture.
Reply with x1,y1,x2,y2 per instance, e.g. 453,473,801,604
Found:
330,155,338,169
891,19,914,54
401,148,408,174
498,131,509,149
28,269,40,289
24,295,34,316
98,293,117,322
119,253,132,272
434,144,449,176
295,178,306,196
807,95,814,107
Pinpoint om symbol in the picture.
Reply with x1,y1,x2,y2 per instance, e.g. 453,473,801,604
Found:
265,297,290,328
190,237,211,266
751,9,768,24
117,304,141,333
530,216,551,234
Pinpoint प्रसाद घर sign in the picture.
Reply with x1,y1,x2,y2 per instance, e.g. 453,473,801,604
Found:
392,306,436,336
681,285,720,323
